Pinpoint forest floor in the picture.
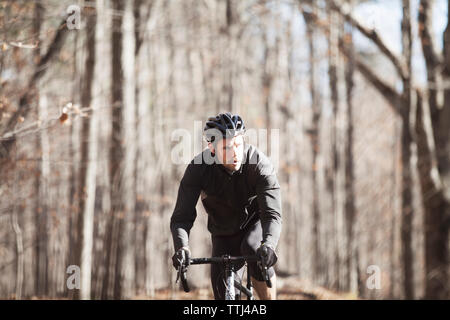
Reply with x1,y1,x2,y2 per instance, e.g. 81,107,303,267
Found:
6,277,357,300
134,276,358,300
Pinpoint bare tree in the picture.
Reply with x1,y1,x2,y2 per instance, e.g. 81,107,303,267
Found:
417,0,450,299
400,0,414,299
302,7,323,284
103,0,125,300
121,0,137,298
32,1,47,298
70,0,98,301
321,0,449,299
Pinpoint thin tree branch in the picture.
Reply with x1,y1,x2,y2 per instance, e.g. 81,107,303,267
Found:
418,0,444,123
338,38,402,114
299,3,403,114
0,19,69,159
418,0,443,74
0,41,38,49
328,0,409,81
414,88,443,194
134,0,154,55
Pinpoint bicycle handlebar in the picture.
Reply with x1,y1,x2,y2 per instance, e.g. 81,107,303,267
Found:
189,255,258,265
176,254,272,293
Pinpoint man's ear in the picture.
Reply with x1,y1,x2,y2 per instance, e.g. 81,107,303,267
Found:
207,142,215,154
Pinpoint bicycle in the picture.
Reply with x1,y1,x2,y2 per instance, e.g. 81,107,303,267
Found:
175,253,273,300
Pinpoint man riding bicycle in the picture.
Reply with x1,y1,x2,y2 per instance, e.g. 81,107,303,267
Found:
170,112,282,300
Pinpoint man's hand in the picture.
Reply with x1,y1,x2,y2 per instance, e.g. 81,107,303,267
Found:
256,243,278,268
172,247,191,270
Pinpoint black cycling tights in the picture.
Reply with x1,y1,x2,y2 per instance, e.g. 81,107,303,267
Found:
210,220,275,300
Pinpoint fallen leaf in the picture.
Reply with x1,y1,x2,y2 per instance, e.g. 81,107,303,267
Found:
59,112,68,123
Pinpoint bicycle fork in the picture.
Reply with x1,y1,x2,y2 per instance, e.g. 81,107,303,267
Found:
225,260,254,300
224,262,235,300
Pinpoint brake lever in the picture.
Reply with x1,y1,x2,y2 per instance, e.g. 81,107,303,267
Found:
259,249,272,288
176,264,181,283
175,255,184,283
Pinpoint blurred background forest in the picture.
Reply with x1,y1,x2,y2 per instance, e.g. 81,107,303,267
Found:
0,0,449,300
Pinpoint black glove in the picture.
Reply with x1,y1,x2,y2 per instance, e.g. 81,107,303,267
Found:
256,243,278,268
172,247,191,270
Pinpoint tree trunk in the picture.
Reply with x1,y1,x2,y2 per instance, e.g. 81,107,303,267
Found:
418,0,449,299
344,17,357,295
400,0,415,300
67,4,82,300
303,10,322,283
80,79,99,300
135,26,153,298
32,1,44,299
121,0,137,299
109,0,125,300
133,0,144,296
440,0,450,196
79,0,98,300
415,89,449,299
36,93,50,297
224,0,236,112
71,2,97,300
326,3,347,291
12,163,23,299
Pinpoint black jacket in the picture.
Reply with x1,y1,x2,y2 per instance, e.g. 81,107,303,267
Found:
170,143,282,251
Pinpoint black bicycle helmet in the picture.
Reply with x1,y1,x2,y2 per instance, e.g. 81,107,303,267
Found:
203,112,246,143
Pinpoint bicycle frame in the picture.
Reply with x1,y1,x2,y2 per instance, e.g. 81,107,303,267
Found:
177,254,270,300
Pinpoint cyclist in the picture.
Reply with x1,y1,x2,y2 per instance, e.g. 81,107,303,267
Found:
170,112,282,300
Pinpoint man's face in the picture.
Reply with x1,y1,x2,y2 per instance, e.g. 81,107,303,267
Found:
210,135,244,172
